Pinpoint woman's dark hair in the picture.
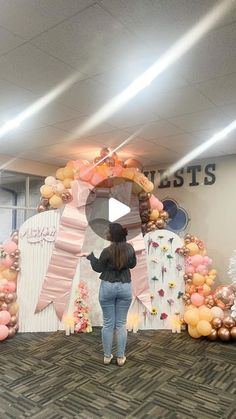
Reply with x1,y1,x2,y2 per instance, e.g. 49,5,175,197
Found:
108,223,129,270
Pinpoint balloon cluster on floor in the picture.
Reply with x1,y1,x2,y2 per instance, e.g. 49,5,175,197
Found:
38,148,168,232
0,232,19,341
182,234,236,342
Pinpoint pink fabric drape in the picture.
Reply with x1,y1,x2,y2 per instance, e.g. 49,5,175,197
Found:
35,181,93,320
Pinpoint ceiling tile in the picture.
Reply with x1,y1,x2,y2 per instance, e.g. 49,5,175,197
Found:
58,78,112,114
196,72,236,106
53,116,116,136
147,86,214,118
0,44,83,95
0,0,95,40
0,27,24,56
84,129,131,147
105,100,158,129
168,108,232,133
0,126,68,154
0,80,35,123
177,23,236,83
222,102,236,119
94,63,188,94
100,0,236,53
32,3,146,76
125,119,185,140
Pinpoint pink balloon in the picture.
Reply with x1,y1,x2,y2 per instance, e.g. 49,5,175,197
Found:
185,265,195,274
3,240,17,254
6,281,16,292
156,201,164,211
112,165,123,176
149,195,161,210
203,256,212,266
0,325,9,340
90,172,106,186
190,255,203,267
191,292,204,307
0,310,11,325
196,264,208,275
79,165,93,183
2,256,13,268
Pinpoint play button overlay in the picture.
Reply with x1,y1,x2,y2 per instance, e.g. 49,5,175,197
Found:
85,177,141,240
108,197,130,222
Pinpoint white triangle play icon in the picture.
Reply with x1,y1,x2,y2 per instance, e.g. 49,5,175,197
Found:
108,197,131,222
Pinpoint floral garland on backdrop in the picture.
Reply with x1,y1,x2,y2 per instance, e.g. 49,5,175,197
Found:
73,282,92,333
0,231,20,341
182,234,236,342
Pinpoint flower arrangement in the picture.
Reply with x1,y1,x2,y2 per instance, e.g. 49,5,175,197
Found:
73,282,92,333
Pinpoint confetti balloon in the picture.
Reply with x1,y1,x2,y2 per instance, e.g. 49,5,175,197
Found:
214,286,235,310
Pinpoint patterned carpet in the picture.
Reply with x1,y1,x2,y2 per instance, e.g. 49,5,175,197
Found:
0,329,235,419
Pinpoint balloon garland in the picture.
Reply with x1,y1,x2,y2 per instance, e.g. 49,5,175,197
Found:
0,231,20,341
182,234,236,342
38,148,169,232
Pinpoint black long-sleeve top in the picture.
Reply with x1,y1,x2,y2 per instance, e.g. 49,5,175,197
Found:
86,243,136,283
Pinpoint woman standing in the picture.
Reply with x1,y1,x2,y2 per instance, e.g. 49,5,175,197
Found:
86,223,136,366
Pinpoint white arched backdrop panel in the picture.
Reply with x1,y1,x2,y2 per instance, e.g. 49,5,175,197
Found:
17,206,184,332
17,211,106,332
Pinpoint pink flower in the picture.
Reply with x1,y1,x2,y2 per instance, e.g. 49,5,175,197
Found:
158,289,165,297
160,312,168,320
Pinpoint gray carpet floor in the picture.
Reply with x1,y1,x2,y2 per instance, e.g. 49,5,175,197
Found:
0,329,235,419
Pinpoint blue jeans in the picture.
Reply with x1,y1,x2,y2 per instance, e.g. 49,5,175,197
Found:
99,281,132,358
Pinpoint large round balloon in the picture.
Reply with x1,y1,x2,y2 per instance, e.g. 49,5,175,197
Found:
124,158,143,172
214,285,235,310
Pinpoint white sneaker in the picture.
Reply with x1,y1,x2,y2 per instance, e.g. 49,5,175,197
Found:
117,356,126,367
104,354,113,365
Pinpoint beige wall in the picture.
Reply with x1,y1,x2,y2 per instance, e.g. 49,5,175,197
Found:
145,154,236,284
0,153,57,176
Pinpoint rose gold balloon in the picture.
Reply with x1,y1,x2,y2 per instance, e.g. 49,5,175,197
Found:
9,315,17,326
159,210,169,221
156,218,165,229
93,156,102,165
105,157,115,167
186,279,192,285
8,327,16,338
6,293,16,304
40,198,49,206
61,191,72,203
223,316,235,328
139,201,150,211
214,285,235,310
218,327,231,341
184,274,188,281
187,273,193,280
12,261,19,269
185,234,191,240
230,326,236,340
207,329,218,341
124,158,143,172
0,292,6,300
139,192,150,201
37,203,47,212
212,317,222,329
185,238,191,244
1,302,8,310
100,147,110,158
